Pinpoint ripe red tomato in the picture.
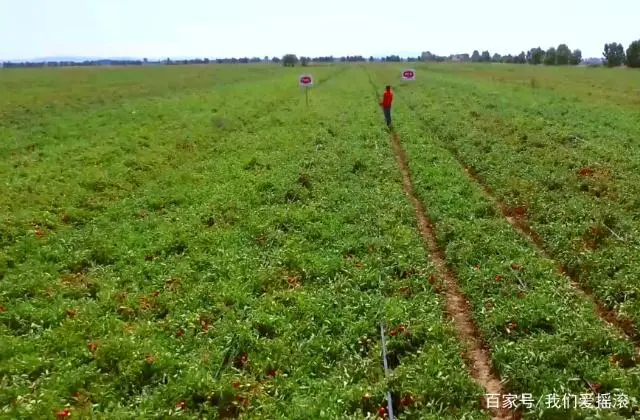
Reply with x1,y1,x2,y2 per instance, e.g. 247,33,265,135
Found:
57,408,71,419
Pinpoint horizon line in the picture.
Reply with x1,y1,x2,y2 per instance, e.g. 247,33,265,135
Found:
3,52,605,63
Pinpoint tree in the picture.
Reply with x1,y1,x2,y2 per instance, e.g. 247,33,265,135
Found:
527,47,544,65
282,54,298,67
264,56,269,62
300,56,309,66
514,51,526,64
556,44,571,65
369,56,375,62
626,40,640,68
543,47,556,65
492,53,502,63
481,51,491,62
569,49,582,65
501,54,514,64
603,42,626,67
471,50,481,62
272,56,281,64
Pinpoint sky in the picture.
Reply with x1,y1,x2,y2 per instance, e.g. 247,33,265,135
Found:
1,0,639,61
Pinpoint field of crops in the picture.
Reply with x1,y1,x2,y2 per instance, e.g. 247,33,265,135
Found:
1,63,640,419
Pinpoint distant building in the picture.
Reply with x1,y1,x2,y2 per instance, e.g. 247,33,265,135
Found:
421,51,435,61
581,57,603,66
449,54,470,62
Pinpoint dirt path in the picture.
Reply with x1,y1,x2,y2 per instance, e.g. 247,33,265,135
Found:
388,131,515,420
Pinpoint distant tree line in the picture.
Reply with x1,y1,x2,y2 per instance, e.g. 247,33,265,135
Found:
1,59,149,68
419,40,640,68
420,44,583,65
2,40,639,68
603,41,640,67
1,56,277,68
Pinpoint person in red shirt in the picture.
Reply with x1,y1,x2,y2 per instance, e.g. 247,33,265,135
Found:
379,85,393,127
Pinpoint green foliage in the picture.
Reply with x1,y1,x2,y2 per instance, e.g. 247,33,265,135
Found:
543,47,557,65
282,53,298,67
0,64,489,419
556,44,572,65
626,40,640,68
570,49,582,65
2,62,640,419
369,62,640,418
527,47,544,65
603,42,626,67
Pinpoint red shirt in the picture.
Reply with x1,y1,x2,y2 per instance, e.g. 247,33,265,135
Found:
381,90,393,108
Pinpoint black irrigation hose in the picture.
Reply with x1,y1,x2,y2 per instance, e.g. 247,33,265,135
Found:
379,323,396,420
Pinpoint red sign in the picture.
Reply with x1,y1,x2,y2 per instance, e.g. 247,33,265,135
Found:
402,69,416,80
299,74,313,86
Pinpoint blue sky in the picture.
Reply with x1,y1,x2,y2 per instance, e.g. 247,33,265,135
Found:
1,0,638,60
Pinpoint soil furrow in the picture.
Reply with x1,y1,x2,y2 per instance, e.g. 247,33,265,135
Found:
388,131,513,420
460,162,640,357
401,91,640,358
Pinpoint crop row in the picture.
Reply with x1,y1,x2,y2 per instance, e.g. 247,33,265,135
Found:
2,66,486,418
401,66,640,336
368,64,640,418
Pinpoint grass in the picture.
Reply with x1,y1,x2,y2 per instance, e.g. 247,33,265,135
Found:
2,62,640,419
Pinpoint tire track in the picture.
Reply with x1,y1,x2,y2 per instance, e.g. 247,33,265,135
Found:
362,65,513,420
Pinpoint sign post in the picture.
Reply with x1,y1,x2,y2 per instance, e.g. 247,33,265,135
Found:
401,69,416,81
299,74,313,105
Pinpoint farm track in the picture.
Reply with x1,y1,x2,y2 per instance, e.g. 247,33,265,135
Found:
410,110,640,359
363,66,513,420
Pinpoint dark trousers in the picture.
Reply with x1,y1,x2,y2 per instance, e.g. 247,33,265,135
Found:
383,107,392,126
